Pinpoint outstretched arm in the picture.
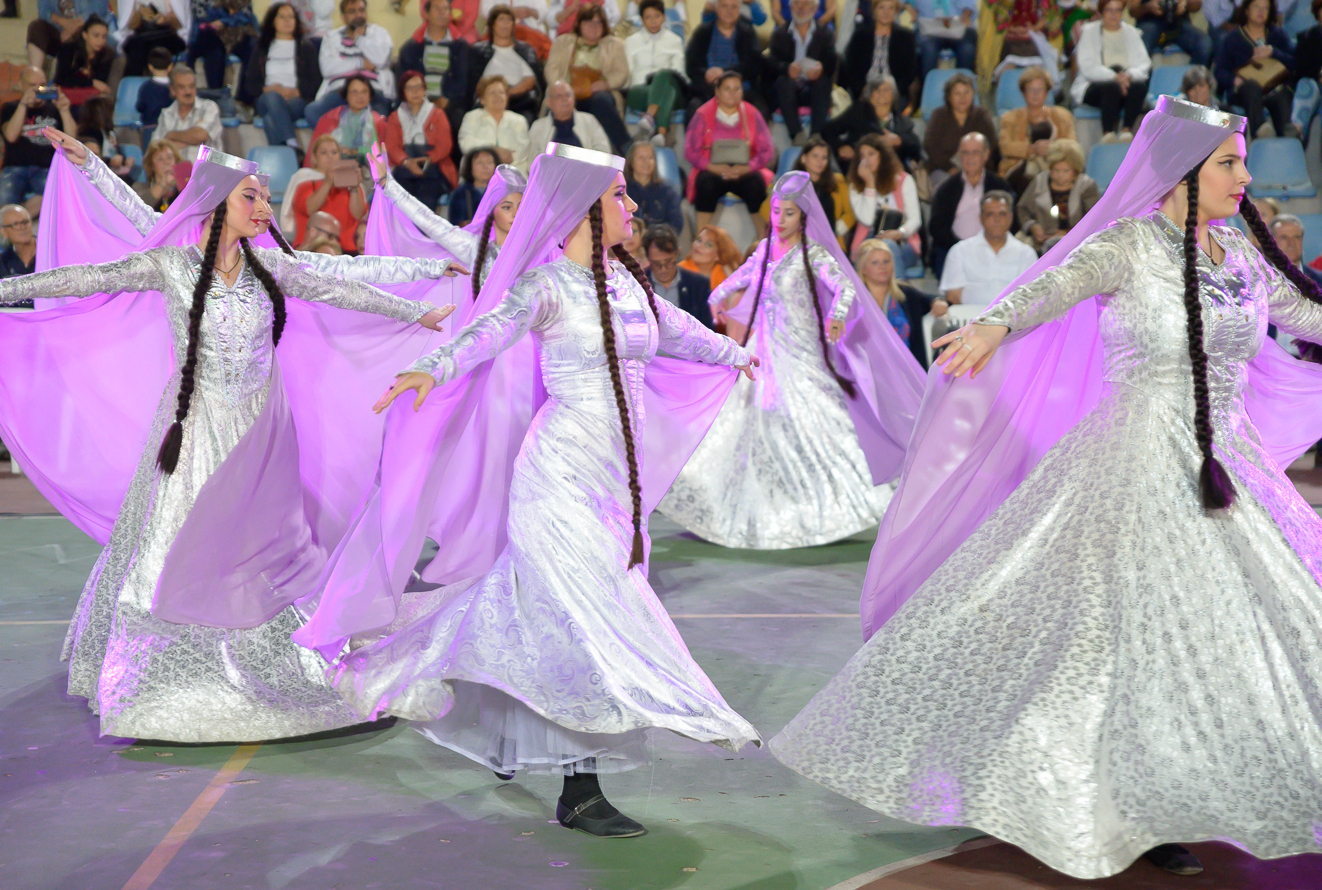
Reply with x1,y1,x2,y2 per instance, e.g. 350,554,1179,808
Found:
289,250,462,284
0,251,166,305
654,296,751,367
369,143,479,263
260,249,443,323
47,128,160,236
708,248,763,323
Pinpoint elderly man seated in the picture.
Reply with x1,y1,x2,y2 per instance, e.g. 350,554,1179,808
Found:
938,190,1036,309
517,80,611,171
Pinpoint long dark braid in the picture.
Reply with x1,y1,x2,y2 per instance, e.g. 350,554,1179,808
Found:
738,236,773,347
609,244,659,317
158,202,227,473
1237,195,1322,363
473,212,497,300
1180,170,1236,510
267,218,296,256
590,203,646,569
799,234,857,398
239,237,289,346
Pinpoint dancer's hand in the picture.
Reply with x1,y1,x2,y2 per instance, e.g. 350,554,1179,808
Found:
443,262,469,278
827,319,845,343
43,127,86,162
367,142,390,186
418,305,456,331
736,354,760,381
932,323,1008,378
374,372,436,413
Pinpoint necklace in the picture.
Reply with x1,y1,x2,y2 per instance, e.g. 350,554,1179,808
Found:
215,254,242,278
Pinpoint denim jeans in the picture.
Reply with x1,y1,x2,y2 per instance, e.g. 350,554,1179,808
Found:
917,28,978,78
1136,16,1212,66
256,92,310,145
0,165,48,206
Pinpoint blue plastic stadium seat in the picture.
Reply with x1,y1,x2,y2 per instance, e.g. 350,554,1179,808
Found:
113,76,148,128
1146,64,1190,105
771,107,813,129
919,68,976,118
995,73,1026,115
246,145,300,202
1086,142,1129,191
1073,104,1101,120
1246,137,1317,199
777,146,803,177
221,116,241,128
1296,213,1322,265
1285,0,1315,38
121,142,145,183
653,146,682,193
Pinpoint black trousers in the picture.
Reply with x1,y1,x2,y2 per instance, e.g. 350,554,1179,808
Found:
1083,79,1149,132
692,169,767,213
1232,80,1293,136
394,161,451,213
122,30,187,78
578,91,630,155
187,28,253,91
773,74,832,137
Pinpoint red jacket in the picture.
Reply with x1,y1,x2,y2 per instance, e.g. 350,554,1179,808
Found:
385,104,459,187
307,106,388,166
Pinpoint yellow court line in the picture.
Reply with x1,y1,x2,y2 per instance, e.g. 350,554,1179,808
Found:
121,743,261,890
0,619,69,625
670,613,857,619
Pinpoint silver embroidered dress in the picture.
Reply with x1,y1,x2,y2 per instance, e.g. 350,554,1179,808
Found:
0,248,431,742
335,256,761,774
380,176,500,282
659,240,893,549
771,213,1322,878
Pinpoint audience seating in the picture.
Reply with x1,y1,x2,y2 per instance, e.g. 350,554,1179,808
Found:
777,146,802,177
113,76,149,128
121,143,144,183
919,68,976,119
1246,138,1317,199
1298,213,1322,265
1146,65,1190,105
994,74,1026,115
654,146,682,194
246,145,300,203
1086,142,1129,192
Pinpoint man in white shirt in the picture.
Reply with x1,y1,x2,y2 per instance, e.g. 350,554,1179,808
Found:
939,191,1037,307
624,0,688,143
306,0,395,124
518,80,611,171
150,65,222,162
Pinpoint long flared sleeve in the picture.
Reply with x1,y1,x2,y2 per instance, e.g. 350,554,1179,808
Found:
405,268,555,385
708,249,762,311
382,176,479,264
260,250,434,322
76,150,161,236
654,295,750,366
1264,266,1322,342
807,243,858,321
0,251,168,305
975,218,1135,332
290,250,455,284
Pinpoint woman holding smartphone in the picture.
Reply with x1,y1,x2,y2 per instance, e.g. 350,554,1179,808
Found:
292,134,366,253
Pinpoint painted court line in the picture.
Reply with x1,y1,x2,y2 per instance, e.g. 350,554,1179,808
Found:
0,619,70,625
121,743,261,890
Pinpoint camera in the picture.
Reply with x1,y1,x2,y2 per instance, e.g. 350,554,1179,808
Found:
34,86,58,102
1162,0,1181,26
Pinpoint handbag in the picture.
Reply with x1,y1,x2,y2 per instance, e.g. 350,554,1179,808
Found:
869,208,906,237
1237,32,1289,92
570,65,603,101
710,139,750,165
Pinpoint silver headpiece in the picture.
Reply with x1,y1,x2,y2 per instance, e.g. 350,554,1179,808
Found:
1154,95,1247,134
545,142,625,171
496,164,529,192
197,145,260,175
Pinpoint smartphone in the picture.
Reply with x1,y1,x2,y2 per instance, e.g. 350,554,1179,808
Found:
35,86,58,102
331,161,362,189
415,158,430,172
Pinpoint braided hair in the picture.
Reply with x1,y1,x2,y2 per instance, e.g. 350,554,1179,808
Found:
589,202,647,569
1179,169,1236,510
741,227,857,398
1237,195,1322,340
473,211,497,300
239,237,289,346
609,243,659,317
267,218,297,256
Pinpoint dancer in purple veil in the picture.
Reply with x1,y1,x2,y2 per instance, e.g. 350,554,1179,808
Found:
0,146,454,743
324,144,761,839
659,172,925,549
772,97,1322,878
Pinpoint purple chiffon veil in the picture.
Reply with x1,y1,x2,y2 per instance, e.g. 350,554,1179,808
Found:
295,143,743,657
859,96,1322,638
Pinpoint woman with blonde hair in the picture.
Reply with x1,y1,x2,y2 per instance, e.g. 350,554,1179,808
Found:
1016,138,1100,255
853,238,946,368
680,225,741,289
134,141,184,212
998,66,1076,194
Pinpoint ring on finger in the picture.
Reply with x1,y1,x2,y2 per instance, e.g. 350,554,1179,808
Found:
959,343,974,351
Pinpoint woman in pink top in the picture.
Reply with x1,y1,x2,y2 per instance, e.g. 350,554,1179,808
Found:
684,71,774,240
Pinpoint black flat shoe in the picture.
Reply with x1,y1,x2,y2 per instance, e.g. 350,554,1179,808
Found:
556,795,647,838
493,770,515,781
1144,843,1203,875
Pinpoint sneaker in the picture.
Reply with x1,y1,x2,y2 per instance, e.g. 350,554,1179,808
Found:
650,132,667,147
1118,130,1134,142
1144,844,1203,876
791,130,810,147
1099,132,1118,144
636,113,656,138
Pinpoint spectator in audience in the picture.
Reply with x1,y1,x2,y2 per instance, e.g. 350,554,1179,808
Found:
306,0,395,125
483,0,552,43
997,65,1075,194
150,65,224,162
288,0,336,38
0,205,37,281
519,79,610,170
685,0,764,119
685,70,774,240
135,140,183,211
621,217,648,267
939,190,1036,305
77,96,134,179
1292,1,1322,141
625,0,688,146
547,0,621,36
1180,64,1222,107
1203,0,1238,56
137,46,177,142
681,223,741,288
1269,213,1322,285
699,0,771,29
1246,195,1282,249
28,0,110,71
1071,0,1151,141
544,4,631,153
625,0,686,30
982,0,1061,76
311,74,387,162
1015,138,1098,255
766,0,838,147
770,0,835,26
188,0,259,92
1216,0,1296,138
854,238,945,367
625,139,684,231
471,5,546,120
766,135,853,236
923,71,998,189
387,70,460,210
1128,0,1212,66
116,0,191,77
910,0,978,78
459,76,532,164
398,0,475,141
822,75,922,171
293,134,367,253
298,209,343,249
928,131,1011,276
52,14,113,113
644,223,716,328
842,0,918,106
243,2,321,150
1,69,77,219
447,0,484,42
450,146,500,224
848,133,921,266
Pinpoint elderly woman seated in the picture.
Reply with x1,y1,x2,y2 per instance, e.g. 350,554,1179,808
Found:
1015,139,1100,256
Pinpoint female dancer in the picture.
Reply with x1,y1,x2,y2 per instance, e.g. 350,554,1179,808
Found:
330,144,761,838
658,172,924,550
773,97,1322,878
0,147,452,743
